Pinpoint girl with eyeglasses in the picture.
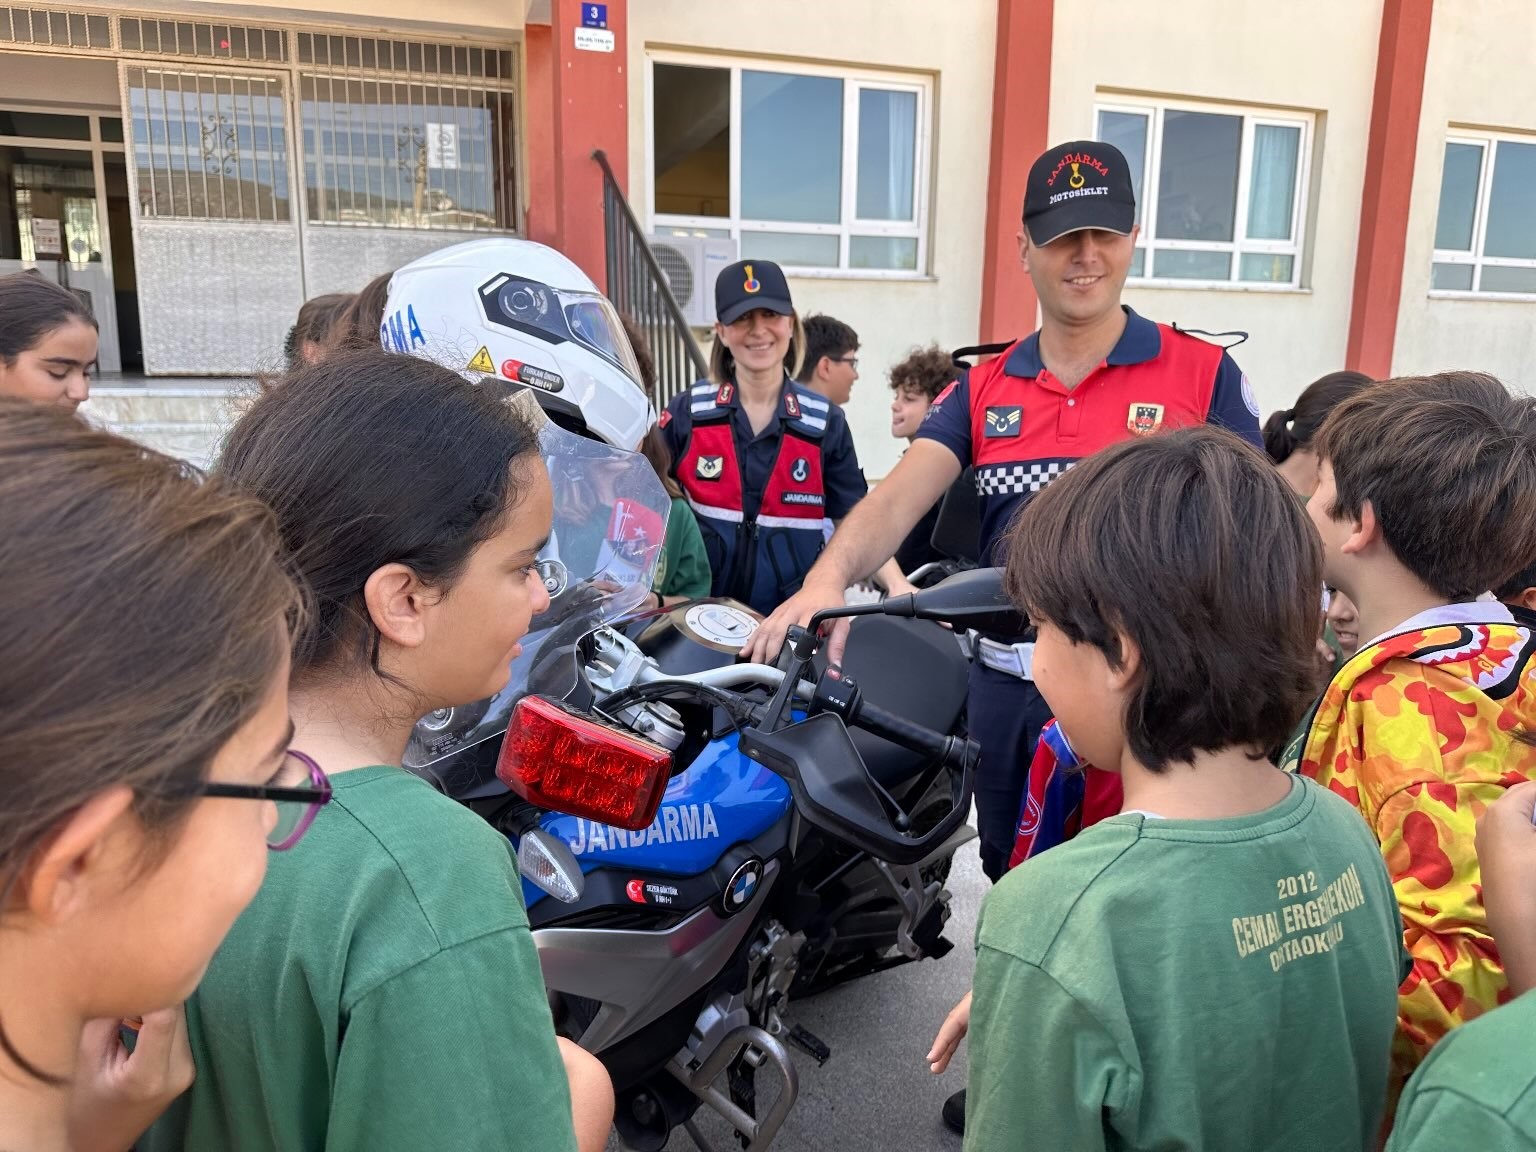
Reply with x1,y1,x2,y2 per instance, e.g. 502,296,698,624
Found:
143,348,607,1152
0,399,325,1152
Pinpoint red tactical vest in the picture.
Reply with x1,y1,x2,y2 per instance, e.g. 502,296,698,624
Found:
674,380,830,615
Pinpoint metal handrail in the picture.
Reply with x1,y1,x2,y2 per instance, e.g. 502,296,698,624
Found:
592,148,709,407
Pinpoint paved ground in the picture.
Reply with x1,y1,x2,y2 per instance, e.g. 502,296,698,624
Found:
607,837,986,1152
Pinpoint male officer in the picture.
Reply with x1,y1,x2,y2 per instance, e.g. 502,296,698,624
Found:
746,139,1263,882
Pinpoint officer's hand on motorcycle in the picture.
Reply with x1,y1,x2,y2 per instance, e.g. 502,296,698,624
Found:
742,580,848,667
926,990,971,1074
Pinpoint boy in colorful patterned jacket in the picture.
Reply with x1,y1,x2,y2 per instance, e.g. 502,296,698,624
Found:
1289,371,1536,1107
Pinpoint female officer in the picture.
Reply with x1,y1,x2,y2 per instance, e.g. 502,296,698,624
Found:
660,260,899,617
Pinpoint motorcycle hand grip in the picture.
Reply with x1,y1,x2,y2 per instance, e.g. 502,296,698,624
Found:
846,697,959,765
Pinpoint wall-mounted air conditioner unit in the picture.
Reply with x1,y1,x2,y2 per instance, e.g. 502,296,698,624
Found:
646,234,739,328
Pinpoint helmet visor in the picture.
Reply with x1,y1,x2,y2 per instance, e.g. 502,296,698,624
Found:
402,401,669,781
488,275,642,387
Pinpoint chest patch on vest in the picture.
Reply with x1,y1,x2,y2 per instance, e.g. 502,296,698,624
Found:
696,455,725,481
984,405,1023,438
1129,403,1165,436
791,457,810,483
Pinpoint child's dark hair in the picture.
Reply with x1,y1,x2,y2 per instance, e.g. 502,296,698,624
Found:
619,312,656,399
618,312,684,501
1004,426,1323,772
330,272,394,352
0,271,97,364
795,313,859,384
1263,370,1374,465
1314,372,1536,601
286,293,355,368
0,400,296,1080
889,344,956,401
218,347,542,674
1496,560,1536,603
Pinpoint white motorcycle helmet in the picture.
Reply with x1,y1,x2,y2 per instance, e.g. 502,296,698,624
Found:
382,238,653,449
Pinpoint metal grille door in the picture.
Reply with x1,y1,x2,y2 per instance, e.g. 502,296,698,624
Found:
120,62,302,374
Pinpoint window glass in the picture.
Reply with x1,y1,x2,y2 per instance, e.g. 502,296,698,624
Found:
1156,110,1241,243
741,71,842,224
653,63,730,218
1433,142,1482,252
1483,140,1536,260
856,88,916,222
739,231,839,267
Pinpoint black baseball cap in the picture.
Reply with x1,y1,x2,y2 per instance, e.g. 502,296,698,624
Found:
715,259,794,325
1023,140,1136,246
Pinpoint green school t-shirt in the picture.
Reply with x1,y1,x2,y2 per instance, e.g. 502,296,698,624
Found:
966,775,1407,1152
656,497,712,600
1387,990,1536,1151
142,766,575,1152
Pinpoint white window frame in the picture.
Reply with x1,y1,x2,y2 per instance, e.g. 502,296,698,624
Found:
1095,96,1313,291
646,50,932,279
1430,129,1536,299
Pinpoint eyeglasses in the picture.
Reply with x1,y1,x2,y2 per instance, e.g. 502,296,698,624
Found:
831,356,859,369
200,749,333,851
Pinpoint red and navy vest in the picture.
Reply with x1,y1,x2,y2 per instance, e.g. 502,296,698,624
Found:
674,379,830,616
953,326,1227,564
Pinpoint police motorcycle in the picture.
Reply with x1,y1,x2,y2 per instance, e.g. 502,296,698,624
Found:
384,240,992,1150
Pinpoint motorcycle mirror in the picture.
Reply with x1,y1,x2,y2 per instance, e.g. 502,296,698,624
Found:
798,567,1025,666
883,567,1023,636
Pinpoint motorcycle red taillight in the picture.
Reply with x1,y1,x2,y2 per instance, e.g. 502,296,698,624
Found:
496,696,672,831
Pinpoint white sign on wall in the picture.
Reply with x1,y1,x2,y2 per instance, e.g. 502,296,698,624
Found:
574,27,615,52
425,123,459,170
31,218,61,256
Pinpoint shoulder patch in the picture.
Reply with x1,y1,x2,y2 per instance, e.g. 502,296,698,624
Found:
658,408,672,429
1240,373,1260,418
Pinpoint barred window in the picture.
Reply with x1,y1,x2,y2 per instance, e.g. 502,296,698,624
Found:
119,18,286,62
126,67,291,222
297,32,514,82
299,71,515,230
0,6,111,49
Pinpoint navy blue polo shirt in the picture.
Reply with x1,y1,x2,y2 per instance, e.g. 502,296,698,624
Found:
916,307,1261,564
660,377,868,523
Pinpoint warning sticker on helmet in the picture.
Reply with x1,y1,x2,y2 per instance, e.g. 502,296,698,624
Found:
466,346,496,375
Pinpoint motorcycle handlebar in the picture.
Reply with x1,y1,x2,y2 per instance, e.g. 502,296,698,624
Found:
620,654,975,866
845,696,963,767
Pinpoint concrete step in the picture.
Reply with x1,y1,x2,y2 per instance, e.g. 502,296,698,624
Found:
80,380,252,469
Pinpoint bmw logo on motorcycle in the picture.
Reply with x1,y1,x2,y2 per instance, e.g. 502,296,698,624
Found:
722,858,763,915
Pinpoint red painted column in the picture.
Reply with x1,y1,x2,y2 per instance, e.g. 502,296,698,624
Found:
978,0,1054,343
523,24,557,249
1345,0,1434,378
548,0,629,291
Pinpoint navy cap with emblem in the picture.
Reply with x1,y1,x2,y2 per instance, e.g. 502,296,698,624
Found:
1023,140,1136,246
715,259,794,325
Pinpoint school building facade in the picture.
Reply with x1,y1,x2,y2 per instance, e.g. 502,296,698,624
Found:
0,0,1526,472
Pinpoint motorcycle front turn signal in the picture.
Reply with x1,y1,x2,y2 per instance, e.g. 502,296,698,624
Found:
496,695,672,831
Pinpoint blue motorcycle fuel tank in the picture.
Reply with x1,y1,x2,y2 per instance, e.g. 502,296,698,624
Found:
522,732,792,909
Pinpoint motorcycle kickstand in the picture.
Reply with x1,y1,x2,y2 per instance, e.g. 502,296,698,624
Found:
667,1024,799,1152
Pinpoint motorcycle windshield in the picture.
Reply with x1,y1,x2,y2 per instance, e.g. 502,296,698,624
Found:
403,396,670,772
